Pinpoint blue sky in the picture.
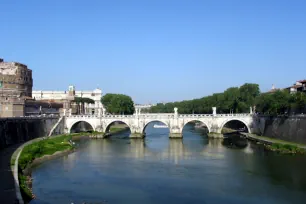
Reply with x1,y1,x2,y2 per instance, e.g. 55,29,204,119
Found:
1,0,306,104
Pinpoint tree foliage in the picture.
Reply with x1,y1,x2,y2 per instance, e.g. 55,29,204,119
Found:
101,93,135,115
149,83,260,114
73,97,95,104
255,90,306,115
149,82,306,115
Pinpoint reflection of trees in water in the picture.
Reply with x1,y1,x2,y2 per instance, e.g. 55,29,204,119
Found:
222,134,248,149
183,121,209,136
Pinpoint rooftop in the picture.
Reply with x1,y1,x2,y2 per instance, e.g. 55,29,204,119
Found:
291,85,303,89
0,59,29,70
297,79,306,83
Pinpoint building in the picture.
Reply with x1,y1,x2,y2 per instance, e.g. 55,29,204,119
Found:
286,80,306,94
0,58,33,117
268,80,306,94
32,86,104,115
134,104,155,109
134,103,155,113
267,84,280,93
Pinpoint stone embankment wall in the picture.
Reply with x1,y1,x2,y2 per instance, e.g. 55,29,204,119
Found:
0,117,64,150
258,116,306,144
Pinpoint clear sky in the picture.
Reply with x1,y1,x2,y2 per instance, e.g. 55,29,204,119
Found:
1,0,306,104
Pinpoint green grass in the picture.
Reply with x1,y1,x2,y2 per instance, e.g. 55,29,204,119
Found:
109,124,129,134
19,173,33,202
18,135,74,170
241,133,306,154
245,133,306,148
266,143,306,154
89,131,104,135
17,133,89,202
110,127,124,132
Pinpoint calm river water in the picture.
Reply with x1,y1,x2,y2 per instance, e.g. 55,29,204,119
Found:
31,122,306,204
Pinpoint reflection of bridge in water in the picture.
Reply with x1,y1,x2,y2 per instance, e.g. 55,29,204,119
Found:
87,138,232,164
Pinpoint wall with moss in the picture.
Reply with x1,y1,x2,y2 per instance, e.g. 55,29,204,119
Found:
0,117,64,150
259,116,306,144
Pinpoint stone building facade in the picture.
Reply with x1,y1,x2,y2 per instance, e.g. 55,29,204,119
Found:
0,58,33,117
32,86,104,115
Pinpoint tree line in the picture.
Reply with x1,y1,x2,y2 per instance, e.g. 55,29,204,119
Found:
255,90,306,115
99,83,306,116
149,83,306,115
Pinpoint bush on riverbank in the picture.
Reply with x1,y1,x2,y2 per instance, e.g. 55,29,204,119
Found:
265,143,305,154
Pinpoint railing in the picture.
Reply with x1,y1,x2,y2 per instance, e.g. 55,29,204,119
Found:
102,115,134,118
66,115,98,118
1,115,59,119
66,113,252,119
179,114,213,117
179,113,251,117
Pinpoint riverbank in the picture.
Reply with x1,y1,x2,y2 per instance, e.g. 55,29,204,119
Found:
241,133,306,154
16,133,90,203
109,123,129,134
15,127,130,203
208,131,306,154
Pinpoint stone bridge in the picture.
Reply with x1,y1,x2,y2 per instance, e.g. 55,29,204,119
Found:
65,108,260,138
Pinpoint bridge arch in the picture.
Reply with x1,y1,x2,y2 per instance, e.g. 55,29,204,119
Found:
104,120,131,134
181,119,210,133
220,118,251,133
69,120,95,133
142,120,170,135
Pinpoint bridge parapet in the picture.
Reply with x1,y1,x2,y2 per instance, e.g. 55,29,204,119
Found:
102,115,134,119
66,113,252,119
179,114,251,117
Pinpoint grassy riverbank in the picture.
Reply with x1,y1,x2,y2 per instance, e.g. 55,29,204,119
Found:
242,133,306,154
17,126,126,202
265,143,306,154
18,133,89,202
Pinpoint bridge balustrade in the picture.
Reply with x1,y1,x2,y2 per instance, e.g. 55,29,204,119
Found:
66,113,252,119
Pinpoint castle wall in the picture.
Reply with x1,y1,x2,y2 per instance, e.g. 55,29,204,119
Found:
0,61,33,98
0,60,33,117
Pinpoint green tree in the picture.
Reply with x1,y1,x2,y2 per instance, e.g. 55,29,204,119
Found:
73,97,95,104
289,92,306,114
149,83,261,114
101,93,135,115
255,90,292,115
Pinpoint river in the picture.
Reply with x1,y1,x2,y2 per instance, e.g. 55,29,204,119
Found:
31,122,306,204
